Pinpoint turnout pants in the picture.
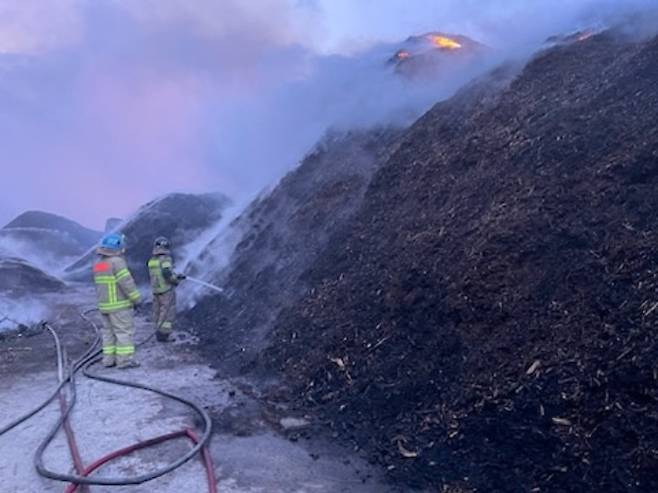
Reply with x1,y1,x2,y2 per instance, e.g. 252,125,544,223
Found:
153,290,176,336
100,310,136,367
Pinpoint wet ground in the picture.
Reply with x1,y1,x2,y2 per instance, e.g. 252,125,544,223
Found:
0,291,400,493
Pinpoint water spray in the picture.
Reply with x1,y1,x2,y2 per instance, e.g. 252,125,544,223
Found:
184,276,224,294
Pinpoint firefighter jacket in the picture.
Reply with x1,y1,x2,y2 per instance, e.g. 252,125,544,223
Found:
148,254,180,295
93,254,141,313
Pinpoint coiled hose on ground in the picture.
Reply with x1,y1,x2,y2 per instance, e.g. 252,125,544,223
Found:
0,317,101,437
0,310,216,491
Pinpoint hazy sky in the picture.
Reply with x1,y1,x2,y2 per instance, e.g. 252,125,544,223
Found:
0,0,654,229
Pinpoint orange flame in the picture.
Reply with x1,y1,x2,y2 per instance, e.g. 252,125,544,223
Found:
427,35,462,50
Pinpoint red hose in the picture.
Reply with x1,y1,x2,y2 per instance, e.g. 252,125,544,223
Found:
58,392,89,493
189,429,218,493
47,319,215,491
64,429,217,493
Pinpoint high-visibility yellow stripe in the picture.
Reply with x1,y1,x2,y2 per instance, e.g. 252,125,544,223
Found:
95,263,139,312
98,300,131,308
98,300,133,311
149,256,172,293
94,276,115,284
103,346,116,354
115,346,135,355
109,282,117,304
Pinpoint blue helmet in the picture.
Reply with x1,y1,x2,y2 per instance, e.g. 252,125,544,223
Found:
100,233,125,251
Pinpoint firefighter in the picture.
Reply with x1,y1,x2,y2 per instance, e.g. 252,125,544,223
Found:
148,236,185,342
93,233,142,368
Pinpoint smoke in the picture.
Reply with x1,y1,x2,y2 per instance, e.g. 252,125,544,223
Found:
0,226,92,276
0,0,656,230
304,0,658,52
0,0,309,228
174,196,251,309
0,297,49,332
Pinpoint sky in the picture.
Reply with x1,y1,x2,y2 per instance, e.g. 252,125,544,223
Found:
0,0,655,230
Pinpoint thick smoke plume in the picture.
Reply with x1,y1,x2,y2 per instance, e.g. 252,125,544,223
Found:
0,0,655,230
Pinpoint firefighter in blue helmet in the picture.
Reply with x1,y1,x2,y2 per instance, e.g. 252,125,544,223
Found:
93,233,141,368
148,237,185,342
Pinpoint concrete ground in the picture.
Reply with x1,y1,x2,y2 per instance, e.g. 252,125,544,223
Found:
0,296,400,493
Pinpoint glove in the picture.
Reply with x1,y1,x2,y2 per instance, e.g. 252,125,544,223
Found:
177,273,187,281
133,302,144,315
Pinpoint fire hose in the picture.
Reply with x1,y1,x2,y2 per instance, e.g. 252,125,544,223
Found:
64,429,216,493
44,324,87,488
0,311,217,490
0,318,101,437
37,310,215,487
142,275,223,344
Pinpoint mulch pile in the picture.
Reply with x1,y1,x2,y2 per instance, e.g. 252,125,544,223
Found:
186,128,402,375
66,192,229,284
0,257,65,295
265,30,658,492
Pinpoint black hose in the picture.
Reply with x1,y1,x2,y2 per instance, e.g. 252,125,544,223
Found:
0,306,156,437
0,314,101,437
33,311,213,486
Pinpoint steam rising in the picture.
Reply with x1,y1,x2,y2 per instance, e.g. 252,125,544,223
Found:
0,230,80,275
0,298,48,332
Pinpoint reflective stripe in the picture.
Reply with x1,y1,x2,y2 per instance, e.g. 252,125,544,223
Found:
149,256,171,294
115,345,135,355
102,346,116,355
95,274,119,305
94,276,115,284
110,281,117,303
98,300,133,311
161,322,173,329
95,258,139,313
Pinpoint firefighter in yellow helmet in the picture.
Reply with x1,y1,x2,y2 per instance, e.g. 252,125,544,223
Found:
148,236,185,342
93,233,142,368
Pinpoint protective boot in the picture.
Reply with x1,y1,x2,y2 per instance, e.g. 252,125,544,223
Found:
117,360,140,369
102,356,116,368
156,331,170,342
